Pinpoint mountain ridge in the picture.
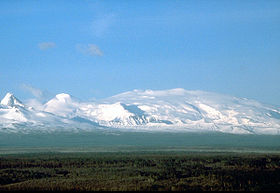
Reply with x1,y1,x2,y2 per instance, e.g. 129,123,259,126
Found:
0,88,280,134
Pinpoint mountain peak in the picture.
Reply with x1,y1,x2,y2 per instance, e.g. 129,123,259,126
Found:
1,92,24,107
54,93,72,102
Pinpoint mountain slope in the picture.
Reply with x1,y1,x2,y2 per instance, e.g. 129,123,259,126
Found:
0,93,102,133
0,89,280,134
97,88,280,134
1,93,24,107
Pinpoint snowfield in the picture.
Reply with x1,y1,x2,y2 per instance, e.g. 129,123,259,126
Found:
0,88,280,134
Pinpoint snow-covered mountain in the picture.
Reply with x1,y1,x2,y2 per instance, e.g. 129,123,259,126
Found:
1,88,280,134
0,93,102,133
1,93,24,107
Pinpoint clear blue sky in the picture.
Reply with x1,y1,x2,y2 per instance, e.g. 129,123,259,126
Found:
0,0,280,105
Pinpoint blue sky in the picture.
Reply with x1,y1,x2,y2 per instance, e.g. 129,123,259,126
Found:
0,0,280,105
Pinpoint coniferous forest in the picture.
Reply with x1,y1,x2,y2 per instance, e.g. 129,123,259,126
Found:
1,152,280,191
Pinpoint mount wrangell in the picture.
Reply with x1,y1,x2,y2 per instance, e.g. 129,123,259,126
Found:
0,88,280,135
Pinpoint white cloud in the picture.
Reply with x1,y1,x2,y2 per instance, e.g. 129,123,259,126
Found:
77,44,103,56
20,84,52,110
21,84,44,98
91,14,116,37
21,84,52,101
38,42,56,50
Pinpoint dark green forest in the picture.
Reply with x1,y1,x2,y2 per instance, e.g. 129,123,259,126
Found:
1,152,280,191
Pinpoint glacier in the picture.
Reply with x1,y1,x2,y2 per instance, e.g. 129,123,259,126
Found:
0,88,280,135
